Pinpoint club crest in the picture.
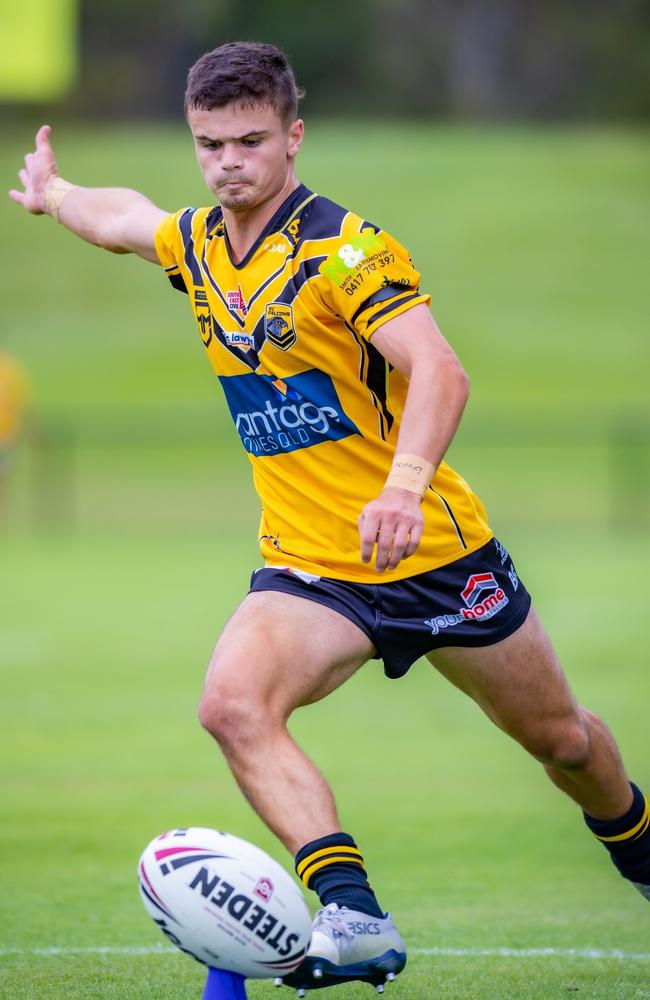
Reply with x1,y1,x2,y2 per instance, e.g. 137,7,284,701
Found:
264,303,296,351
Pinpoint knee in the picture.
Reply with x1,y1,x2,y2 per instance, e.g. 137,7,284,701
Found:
523,712,591,770
198,681,264,751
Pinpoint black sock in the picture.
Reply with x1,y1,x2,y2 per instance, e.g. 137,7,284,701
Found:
295,832,384,918
584,782,650,885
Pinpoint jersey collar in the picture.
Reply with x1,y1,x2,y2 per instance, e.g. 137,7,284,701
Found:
219,183,314,270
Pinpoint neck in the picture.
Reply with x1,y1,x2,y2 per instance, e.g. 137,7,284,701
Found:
222,173,300,263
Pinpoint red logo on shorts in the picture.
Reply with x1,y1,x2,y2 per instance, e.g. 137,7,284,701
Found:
461,573,508,620
461,572,498,607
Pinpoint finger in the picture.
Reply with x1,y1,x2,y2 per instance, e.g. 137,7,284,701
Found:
359,511,380,563
386,522,411,571
8,190,26,205
25,153,33,169
18,168,28,185
35,125,51,151
404,518,424,558
374,519,397,572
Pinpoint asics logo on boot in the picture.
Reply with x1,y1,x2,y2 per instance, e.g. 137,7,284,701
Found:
348,921,381,935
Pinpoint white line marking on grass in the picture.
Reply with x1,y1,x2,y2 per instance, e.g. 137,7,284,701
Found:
412,947,650,961
0,946,174,956
1,945,650,961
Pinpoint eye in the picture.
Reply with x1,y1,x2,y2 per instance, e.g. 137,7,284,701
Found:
242,138,261,147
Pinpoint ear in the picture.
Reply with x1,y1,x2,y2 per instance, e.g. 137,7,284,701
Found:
287,119,304,158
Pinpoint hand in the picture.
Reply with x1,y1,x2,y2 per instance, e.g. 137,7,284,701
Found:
9,125,60,214
358,487,424,573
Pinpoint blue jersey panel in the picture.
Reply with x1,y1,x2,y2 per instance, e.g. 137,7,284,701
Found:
219,369,361,456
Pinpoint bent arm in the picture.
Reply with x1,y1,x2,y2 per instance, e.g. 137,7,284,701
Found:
8,125,167,264
357,303,470,572
371,302,470,471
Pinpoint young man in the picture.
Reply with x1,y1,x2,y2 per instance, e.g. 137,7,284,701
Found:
10,41,649,995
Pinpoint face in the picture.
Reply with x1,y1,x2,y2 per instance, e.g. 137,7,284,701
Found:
187,102,304,212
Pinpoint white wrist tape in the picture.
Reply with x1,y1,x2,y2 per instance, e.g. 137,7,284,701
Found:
385,453,435,498
42,177,75,222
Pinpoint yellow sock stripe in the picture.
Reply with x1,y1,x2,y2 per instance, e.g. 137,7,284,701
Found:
296,845,364,881
632,813,650,840
300,854,366,888
595,798,650,843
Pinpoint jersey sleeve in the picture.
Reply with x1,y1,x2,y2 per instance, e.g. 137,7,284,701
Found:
154,209,192,294
317,220,431,339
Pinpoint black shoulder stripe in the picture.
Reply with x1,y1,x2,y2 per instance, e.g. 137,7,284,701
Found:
205,205,223,236
365,291,421,328
350,284,405,326
178,209,203,286
297,195,348,242
364,340,394,438
344,320,393,441
168,272,188,294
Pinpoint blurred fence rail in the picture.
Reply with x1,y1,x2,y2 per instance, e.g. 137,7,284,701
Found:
7,408,650,538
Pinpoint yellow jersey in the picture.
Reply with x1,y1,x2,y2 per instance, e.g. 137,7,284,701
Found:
0,353,28,448
154,184,492,582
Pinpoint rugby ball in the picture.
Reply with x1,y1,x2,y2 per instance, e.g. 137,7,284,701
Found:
138,827,311,978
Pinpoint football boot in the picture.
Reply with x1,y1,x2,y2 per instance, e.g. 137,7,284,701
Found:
276,903,406,993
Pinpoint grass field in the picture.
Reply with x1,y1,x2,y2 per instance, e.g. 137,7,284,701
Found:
1,121,650,999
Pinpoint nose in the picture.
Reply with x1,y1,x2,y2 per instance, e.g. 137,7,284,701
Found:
221,142,243,172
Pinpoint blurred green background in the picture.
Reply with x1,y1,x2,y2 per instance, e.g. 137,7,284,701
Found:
1,3,649,998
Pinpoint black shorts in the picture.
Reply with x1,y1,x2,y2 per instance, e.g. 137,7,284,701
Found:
248,537,532,679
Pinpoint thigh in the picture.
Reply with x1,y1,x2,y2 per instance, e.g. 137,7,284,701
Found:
426,606,581,740
205,590,376,716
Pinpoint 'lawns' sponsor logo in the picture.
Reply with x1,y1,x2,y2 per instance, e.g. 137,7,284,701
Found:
224,330,255,351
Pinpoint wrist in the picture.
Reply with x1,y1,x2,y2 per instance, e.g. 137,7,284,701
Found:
42,176,75,222
384,453,435,499
382,485,425,504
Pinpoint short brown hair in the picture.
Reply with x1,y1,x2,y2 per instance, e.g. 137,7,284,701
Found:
184,42,304,125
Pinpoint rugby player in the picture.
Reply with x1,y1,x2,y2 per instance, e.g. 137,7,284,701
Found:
0,350,29,523
10,41,649,994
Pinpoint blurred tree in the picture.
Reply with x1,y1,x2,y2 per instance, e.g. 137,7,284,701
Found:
373,0,650,118
54,0,650,120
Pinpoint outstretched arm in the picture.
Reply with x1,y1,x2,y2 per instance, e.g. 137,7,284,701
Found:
9,125,168,264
